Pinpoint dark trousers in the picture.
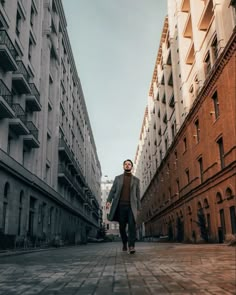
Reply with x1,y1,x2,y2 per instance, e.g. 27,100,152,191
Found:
118,204,136,247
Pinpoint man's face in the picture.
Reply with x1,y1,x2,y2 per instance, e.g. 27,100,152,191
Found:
123,161,133,172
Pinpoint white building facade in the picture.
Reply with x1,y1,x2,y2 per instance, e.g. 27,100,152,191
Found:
0,0,102,248
134,0,236,242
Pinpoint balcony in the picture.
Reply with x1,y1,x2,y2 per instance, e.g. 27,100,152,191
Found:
12,61,31,94
169,94,175,108
26,83,41,111
58,163,73,186
166,48,172,65
23,121,39,148
0,79,14,119
168,72,173,86
49,33,59,61
9,104,28,135
0,30,18,71
185,41,195,65
58,137,72,163
181,0,190,12
183,14,192,38
198,0,214,31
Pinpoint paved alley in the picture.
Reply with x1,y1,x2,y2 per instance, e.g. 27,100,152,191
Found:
0,242,235,295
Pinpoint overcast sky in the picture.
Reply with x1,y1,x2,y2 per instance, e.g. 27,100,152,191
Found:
62,0,167,180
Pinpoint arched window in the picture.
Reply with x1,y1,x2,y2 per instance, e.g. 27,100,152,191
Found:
203,198,209,208
187,206,192,215
197,201,202,209
18,190,24,235
226,187,233,200
4,182,9,198
3,182,10,233
216,192,223,203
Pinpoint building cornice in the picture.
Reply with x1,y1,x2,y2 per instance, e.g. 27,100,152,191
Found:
149,16,168,97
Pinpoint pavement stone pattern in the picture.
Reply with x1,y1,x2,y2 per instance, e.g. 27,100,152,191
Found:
0,242,235,295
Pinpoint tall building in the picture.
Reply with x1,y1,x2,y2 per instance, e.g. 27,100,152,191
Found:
134,0,236,243
101,179,120,238
0,0,102,248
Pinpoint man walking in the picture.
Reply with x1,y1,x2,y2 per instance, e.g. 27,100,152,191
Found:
106,159,141,254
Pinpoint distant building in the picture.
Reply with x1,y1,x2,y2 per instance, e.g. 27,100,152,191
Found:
0,0,102,248
101,179,120,238
134,0,236,243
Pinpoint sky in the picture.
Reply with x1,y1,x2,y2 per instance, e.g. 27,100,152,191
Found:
62,0,167,180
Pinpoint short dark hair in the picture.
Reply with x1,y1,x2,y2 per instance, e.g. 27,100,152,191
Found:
123,159,133,167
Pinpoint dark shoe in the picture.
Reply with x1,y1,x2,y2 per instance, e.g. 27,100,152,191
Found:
122,244,128,251
128,247,136,254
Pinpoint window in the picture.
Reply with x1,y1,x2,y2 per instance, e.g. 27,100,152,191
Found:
185,169,190,184
48,207,54,226
18,191,24,235
171,123,175,140
204,51,211,75
28,38,33,61
194,119,200,143
198,157,203,183
226,187,233,200
212,91,220,119
2,182,9,233
165,138,168,152
217,137,225,169
219,209,226,237
16,10,22,37
211,36,218,63
207,213,211,236
162,93,166,104
183,137,187,152
163,112,167,124
7,136,13,155
30,5,36,28
230,206,236,234
176,179,180,194
230,0,236,23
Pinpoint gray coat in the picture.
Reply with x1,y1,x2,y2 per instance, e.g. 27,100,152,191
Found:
107,173,141,222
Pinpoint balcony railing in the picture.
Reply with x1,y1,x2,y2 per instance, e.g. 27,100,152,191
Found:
0,79,14,118
58,137,72,163
29,83,40,102
23,120,39,148
58,137,85,185
26,83,41,111
15,61,30,82
9,103,28,135
12,61,31,94
58,163,74,185
0,79,13,106
0,29,17,59
11,103,26,122
0,30,18,71
25,121,38,140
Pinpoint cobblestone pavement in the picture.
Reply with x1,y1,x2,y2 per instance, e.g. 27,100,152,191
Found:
0,242,235,295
